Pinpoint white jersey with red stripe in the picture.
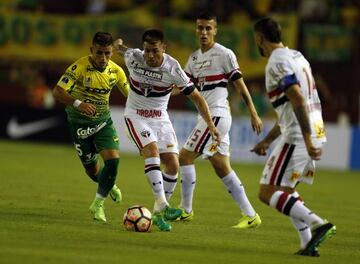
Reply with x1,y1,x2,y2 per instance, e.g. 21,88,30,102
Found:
124,48,194,120
184,43,242,117
266,47,326,144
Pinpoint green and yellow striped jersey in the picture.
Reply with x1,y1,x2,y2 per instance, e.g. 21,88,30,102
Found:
57,56,129,124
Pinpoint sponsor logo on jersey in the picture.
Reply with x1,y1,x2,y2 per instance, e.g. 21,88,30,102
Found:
194,60,211,70
76,121,107,139
83,99,107,105
133,67,163,80
136,109,162,118
85,87,111,94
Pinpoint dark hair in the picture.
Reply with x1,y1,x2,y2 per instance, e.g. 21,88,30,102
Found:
142,29,164,44
196,11,217,21
254,17,282,43
92,32,113,46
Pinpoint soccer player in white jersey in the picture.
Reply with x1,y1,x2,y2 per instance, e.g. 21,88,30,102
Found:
252,18,336,256
114,29,221,231
177,12,263,228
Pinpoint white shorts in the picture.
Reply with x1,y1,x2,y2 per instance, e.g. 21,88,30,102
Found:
183,116,231,158
260,137,321,188
124,116,178,154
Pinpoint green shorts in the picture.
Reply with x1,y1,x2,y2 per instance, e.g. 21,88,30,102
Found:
67,118,119,167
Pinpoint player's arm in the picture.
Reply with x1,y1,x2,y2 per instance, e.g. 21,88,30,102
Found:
116,67,130,97
233,77,263,135
251,122,281,156
53,85,96,116
113,38,129,55
285,84,321,160
186,88,221,146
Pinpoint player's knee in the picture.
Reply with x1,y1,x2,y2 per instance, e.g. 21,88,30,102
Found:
141,143,159,158
258,188,272,205
179,149,194,166
165,159,179,175
104,158,119,178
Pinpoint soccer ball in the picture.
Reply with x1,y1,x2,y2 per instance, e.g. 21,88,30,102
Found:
123,205,152,232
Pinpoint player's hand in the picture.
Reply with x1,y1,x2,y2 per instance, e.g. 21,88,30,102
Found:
251,115,263,135
306,145,322,160
78,102,97,116
209,126,221,146
250,140,270,156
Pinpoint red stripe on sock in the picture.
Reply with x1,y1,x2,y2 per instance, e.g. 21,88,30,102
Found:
276,192,289,212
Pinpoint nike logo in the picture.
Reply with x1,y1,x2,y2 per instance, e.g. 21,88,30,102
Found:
6,116,61,139
248,218,256,225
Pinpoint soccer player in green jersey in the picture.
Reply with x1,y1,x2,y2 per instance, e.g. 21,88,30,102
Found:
53,32,130,222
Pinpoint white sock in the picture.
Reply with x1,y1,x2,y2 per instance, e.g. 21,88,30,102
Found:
180,164,196,214
144,157,168,212
290,192,312,249
221,171,256,217
95,193,105,199
270,191,324,228
162,172,178,202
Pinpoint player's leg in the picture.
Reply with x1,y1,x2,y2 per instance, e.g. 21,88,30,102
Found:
178,117,219,219
178,148,199,220
89,119,121,222
125,117,179,231
160,152,179,201
289,191,319,256
209,153,261,228
259,140,335,254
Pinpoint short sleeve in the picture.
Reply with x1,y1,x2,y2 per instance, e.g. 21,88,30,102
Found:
116,66,130,96
223,49,242,81
57,62,81,90
271,59,299,92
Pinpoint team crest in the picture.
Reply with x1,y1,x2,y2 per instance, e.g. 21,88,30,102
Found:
139,83,153,96
141,130,151,138
198,77,206,90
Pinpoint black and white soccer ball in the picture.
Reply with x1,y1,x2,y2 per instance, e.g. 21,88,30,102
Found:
123,205,152,232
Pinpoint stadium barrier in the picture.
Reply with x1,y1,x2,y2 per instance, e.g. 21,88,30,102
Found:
0,105,358,170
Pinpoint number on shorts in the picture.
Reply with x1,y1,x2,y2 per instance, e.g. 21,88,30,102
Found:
74,144,83,156
190,129,202,142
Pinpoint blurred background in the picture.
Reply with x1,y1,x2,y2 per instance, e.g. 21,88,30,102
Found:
0,0,359,169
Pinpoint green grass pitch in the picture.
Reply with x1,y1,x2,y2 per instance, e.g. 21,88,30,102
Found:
0,140,359,264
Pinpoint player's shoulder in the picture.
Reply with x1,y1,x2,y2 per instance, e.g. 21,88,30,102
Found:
270,47,301,62
213,43,235,56
66,56,90,73
108,60,124,71
163,53,182,70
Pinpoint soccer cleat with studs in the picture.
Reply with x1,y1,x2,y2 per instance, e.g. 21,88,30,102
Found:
295,247,320,257
109,185,122,203
153,213,171,231
162,205,183,221
300,221,336,255
89,197,106,222
176,207,194,221
232,213,262,229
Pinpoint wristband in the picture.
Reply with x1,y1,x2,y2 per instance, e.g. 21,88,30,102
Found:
73,99,82,108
